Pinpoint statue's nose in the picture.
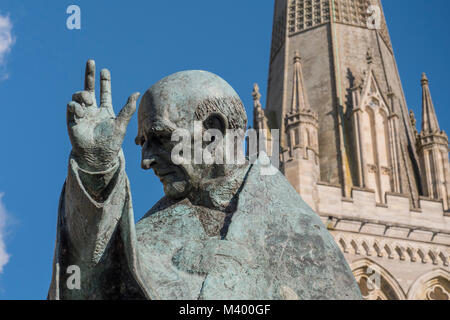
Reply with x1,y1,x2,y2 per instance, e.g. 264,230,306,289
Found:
141,158,156,170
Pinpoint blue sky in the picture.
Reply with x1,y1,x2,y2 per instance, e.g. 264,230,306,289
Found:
0,0,448,300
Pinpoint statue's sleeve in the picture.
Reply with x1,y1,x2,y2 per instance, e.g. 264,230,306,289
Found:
47,151,154,300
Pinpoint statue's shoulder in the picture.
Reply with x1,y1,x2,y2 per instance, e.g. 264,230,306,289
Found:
141,196,178,219
237,161,326,236
242,161,311,213
139,196,196,221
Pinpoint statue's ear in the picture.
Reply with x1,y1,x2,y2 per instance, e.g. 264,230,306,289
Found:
203,112,229,135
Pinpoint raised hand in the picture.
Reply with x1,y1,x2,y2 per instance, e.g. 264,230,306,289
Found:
67,60,140,172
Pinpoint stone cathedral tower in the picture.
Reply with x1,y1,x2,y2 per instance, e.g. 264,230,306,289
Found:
254,0,450,300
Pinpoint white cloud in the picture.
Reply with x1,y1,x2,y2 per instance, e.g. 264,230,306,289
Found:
0,193,9,273
0,13,14,79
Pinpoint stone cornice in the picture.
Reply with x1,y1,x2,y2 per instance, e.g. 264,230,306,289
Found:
329,230,449,267
320,214,450,244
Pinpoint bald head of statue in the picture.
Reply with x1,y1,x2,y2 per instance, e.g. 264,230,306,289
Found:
135,70,248,201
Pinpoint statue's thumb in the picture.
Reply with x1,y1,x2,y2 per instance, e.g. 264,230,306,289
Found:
116,92,140,131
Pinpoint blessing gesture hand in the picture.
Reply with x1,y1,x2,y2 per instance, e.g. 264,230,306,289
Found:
66,60,140,171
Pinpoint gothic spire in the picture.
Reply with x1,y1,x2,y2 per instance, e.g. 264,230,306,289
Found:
421,73,441,134
290,52,310,113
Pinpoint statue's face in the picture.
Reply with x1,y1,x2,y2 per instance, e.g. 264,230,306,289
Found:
138,104,231,200
138,113,194,199
136,70,246,200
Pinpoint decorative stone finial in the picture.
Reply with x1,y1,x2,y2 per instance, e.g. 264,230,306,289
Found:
294,51,301,63
409,110,415,125
421,72,429,85
252,83,262,109
420,72,441,134
409,109,418,137
290,51,310,113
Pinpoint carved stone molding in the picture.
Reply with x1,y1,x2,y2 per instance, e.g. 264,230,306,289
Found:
334,233,450,266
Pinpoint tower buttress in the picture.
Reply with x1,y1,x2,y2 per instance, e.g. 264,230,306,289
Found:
417,73,450,210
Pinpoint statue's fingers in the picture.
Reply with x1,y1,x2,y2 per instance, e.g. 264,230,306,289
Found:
67,101,85,120
100,69,113,114
84,60,96,97
116,92,140,133
72,91,93,106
